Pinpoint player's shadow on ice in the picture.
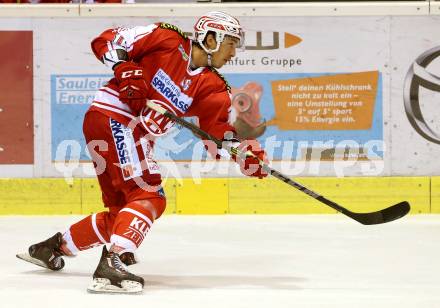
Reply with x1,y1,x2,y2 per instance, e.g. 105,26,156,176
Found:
23,271,305,290
145,274,305,290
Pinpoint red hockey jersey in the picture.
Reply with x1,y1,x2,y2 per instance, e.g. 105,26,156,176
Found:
90,22,236,140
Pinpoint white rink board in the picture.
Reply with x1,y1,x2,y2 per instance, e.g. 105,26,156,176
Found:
2,215,440,308
0,14,440,177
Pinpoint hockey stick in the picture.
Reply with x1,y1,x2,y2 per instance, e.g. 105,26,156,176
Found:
146,100,410,225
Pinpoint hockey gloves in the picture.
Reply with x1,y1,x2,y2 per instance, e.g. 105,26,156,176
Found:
114,62,149,113
235,140,268,179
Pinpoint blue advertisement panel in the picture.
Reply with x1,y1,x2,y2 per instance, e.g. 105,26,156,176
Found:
51,72,382,162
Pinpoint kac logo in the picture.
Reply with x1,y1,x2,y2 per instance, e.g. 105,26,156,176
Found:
404,46,440,144
140,100,176,137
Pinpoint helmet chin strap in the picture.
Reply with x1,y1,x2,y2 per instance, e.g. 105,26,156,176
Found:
200,39,220,67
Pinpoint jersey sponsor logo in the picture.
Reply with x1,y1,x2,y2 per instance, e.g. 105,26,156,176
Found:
139,137,161,174
151,69,193,113
123,216,150,246
110,118,142,180
129,217,150,237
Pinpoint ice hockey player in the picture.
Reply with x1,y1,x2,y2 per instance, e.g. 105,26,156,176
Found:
17,11,268,294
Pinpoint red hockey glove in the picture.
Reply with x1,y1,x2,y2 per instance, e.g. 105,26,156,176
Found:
234,140,268,179
114,62,148,112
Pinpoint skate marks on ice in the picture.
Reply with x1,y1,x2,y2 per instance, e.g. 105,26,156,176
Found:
86,274,303,294
17,268,90,278
16,268,305,291
15,253,305,291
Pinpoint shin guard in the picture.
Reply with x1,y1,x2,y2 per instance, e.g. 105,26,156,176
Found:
110,200,161,253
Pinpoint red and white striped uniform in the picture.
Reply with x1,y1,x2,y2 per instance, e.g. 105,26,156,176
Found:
90,22,236,140
62,23,237,254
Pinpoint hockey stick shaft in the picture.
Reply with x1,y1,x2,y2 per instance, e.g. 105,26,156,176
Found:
146,100,410,225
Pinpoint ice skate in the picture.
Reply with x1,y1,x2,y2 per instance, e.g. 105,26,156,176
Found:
87,246,144,294
16,232,65,271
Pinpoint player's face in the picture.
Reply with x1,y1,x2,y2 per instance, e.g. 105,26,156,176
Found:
211,36,239,68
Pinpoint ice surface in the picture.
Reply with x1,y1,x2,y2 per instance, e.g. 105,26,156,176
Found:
1,215,439,308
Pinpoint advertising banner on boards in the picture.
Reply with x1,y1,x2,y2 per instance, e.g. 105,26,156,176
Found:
2,14,439,176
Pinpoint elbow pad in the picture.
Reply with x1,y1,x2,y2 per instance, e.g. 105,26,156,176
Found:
102,48,128,70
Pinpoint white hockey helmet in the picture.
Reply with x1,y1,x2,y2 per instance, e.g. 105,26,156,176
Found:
194,11,245,54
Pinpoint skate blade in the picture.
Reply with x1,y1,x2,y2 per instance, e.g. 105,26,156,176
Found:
16,253,49,270
87,278,143,294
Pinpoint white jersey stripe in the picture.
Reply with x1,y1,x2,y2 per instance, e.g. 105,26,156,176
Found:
92,213,107,244
93,88,133,112
91,102,137,120
101,86,119,97
119,208,154,227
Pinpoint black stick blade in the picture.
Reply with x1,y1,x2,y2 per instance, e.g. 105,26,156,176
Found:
348,201,411,225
